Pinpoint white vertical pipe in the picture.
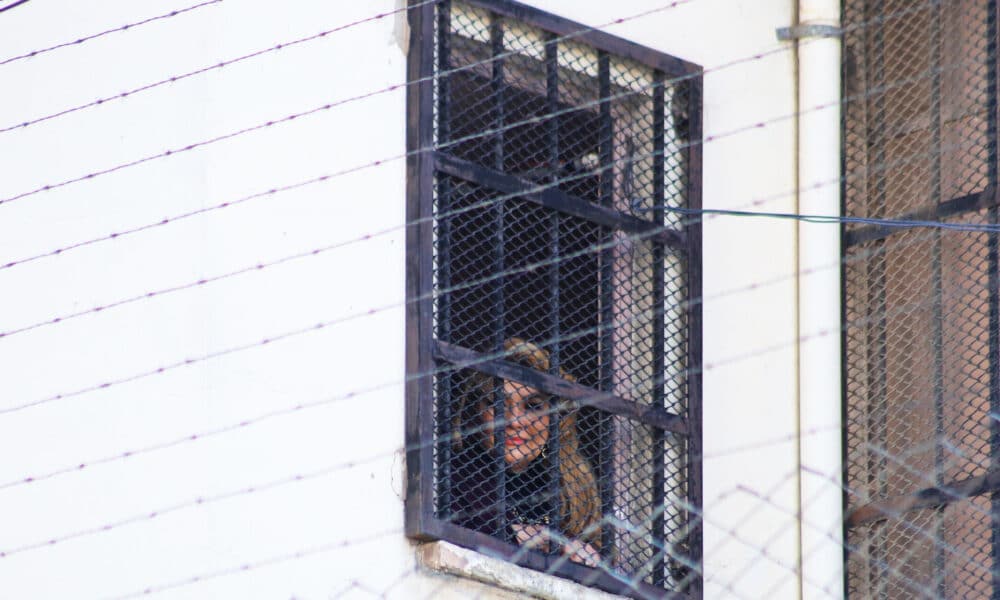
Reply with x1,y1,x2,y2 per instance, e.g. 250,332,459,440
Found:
795,0,844,598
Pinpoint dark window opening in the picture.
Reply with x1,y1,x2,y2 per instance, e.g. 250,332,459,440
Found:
405,1,703,597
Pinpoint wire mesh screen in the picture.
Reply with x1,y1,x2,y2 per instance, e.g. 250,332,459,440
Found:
410,0,701,596
843,0,999,597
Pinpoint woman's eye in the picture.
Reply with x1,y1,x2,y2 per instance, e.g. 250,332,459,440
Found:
526,396,548,412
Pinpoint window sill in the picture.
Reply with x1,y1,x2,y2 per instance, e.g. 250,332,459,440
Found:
417,540,623,600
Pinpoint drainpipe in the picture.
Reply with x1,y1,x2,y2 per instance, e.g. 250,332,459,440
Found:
780,0,843,597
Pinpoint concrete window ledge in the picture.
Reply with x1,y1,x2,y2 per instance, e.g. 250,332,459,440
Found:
417,541,623,600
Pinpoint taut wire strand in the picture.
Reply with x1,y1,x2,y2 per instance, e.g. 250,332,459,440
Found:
0,1,222,66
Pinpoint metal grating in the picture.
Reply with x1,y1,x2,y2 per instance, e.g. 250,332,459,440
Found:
843,0,999,597
408,1,702,597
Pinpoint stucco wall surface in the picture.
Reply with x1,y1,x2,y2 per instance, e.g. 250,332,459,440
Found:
0,0,807,598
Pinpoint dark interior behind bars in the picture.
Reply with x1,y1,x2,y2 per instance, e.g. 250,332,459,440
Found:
425,0,695,591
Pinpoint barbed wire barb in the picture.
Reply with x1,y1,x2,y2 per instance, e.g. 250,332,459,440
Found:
0,1,222,66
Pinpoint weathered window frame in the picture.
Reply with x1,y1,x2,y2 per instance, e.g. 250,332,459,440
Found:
404,1,703,597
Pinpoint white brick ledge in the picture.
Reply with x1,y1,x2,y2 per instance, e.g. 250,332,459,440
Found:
417,540,623,600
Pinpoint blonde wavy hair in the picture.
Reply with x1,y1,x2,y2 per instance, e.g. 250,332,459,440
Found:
453,337,602,547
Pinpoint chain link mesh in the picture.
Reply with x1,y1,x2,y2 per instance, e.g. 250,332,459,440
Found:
422,0,697,593
843,0,998,597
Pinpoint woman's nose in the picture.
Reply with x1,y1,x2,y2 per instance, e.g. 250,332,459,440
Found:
505,403,526,426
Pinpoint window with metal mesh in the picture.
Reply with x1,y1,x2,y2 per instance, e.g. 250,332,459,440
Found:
404,1,702,597
842,1,999,597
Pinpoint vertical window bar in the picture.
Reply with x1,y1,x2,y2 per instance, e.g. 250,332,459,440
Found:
404,0,439,540
862,2,889,588
928,1,945,594
545,33,563,544
838,11,850,588
651,70,667,587
491,18,505,172
434,0,453,519
489,14,508,539
987,2,1000,598
597,50,615,555
683,74,704,599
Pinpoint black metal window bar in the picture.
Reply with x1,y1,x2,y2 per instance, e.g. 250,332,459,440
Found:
404,1,702,598
843,0,1000,597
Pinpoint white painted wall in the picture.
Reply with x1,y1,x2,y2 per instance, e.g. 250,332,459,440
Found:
0,2,415,598
0,1,828,598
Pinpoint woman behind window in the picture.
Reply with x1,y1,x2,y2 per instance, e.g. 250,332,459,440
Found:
450,337,601,566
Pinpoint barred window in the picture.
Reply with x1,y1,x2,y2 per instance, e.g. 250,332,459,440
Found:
404,1,702,597
843,1,1000,597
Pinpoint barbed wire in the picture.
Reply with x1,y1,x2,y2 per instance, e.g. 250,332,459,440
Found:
0,0,691,137
0,0,952,236
0,137,693,338
0,323,976,595
0,0,435,134
0,0,30,15
0,174,973,420
108,528,402,600
0,1,222,67
0,41,766,268
1,9,978,279
0,0,942,212
0,0,993,597
0,212,979,500
796,450,985,600
2,49,986,343
0,0,945,136
87,461,858,600
0,99,984,600
0,207,815,416
94,433,978,600
0,1,728,208
2,427,848,600
0,454,399,559
328,566,427,600
712,441,995,599
0,220,982,502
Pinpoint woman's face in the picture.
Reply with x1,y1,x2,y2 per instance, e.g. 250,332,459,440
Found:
480,380,551,472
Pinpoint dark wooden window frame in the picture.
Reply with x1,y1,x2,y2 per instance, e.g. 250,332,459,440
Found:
404,1,703,598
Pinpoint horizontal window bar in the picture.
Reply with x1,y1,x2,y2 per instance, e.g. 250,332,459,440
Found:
434,152,685,250
845,186,1000,247
846,468,1000,527
433,340,689,435
458,0,701,77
